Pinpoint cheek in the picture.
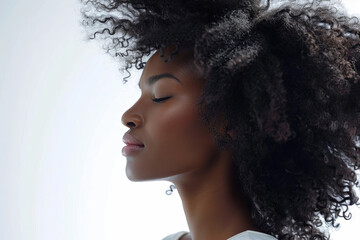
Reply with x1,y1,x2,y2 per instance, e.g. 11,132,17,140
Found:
148,100,216,168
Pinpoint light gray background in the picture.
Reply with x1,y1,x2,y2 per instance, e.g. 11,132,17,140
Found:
0,0,359,239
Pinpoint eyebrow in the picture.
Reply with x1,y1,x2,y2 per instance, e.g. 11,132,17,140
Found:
138,73,181,88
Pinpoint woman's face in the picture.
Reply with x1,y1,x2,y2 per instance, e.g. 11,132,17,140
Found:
121,47,222,182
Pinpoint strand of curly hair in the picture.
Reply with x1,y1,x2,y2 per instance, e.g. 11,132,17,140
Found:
80,0,360,239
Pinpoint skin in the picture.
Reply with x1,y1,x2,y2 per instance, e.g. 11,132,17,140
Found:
121,46,259,240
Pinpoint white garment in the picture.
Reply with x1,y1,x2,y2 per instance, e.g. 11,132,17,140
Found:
162,230,277,240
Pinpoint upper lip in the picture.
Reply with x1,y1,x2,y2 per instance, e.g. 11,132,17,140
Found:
122,132,144,146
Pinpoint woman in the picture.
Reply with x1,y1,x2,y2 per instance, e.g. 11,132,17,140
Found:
81,0,360,239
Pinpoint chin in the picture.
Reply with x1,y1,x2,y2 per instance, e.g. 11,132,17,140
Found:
126,170,177,182
126,172,147,182
125,170,159,182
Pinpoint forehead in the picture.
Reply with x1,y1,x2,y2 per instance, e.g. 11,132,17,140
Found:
138,48,203,88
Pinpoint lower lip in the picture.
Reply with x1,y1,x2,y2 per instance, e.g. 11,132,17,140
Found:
122,145,144,156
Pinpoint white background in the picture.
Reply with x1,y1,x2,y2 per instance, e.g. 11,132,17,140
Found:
0,0,359,239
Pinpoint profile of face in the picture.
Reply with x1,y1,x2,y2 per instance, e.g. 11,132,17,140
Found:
121,47,225,183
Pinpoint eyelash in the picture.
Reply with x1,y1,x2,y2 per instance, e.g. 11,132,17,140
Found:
152,96,171,103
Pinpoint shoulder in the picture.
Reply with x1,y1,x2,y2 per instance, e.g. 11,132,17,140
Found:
162,231,189,240
228,230,277,240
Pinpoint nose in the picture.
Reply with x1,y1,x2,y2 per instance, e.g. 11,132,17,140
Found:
121,105,143,128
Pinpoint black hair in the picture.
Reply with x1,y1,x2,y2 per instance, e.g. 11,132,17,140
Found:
81,0,360,239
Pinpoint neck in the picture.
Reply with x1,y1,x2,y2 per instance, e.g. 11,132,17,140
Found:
171,150,258,240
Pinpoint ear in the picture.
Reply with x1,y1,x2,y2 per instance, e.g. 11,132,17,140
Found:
216,112,237,140
227,129,237,140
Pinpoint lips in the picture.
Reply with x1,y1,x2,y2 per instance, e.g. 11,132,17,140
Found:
122,132,145,147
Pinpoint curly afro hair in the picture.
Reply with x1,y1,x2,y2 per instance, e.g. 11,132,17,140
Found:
81,0,360,239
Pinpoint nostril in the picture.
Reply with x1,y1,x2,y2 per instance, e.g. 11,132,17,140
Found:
126,122,136,128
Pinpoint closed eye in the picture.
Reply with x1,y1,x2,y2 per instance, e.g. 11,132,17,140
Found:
152,96,172,103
